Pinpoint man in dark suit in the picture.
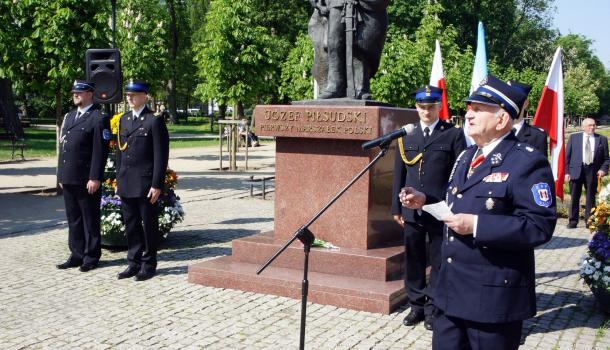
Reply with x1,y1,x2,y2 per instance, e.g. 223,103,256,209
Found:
57,80,110,272
400,75,556,349
391,85,466,330
116,80,169,281
565,117,610,228
507,80,548,156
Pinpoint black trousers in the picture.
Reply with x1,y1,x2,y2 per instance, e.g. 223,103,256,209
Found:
403,219,443,316
62,184,102,265
120,196,159,272
432,310,522,350
569,164,597,225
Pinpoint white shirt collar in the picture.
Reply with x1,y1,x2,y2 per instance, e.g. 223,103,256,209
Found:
77,104,93,115
420,119,440,136
512,119,525,135
479,131,511,158
132,105,146,118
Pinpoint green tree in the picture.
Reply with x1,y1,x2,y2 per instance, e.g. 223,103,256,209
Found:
116,0,168,96
564,63,600,117
0,0,110,125
372,2,473,113
193,0,289,116
278,33,314,102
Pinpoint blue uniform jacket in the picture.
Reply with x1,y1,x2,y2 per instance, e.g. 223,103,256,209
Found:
391,120,466,223
515,122,548,157
57,105,109,185
116,106,169,198
434,133,557,324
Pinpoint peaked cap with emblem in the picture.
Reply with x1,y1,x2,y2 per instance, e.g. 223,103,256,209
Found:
507,80,532,112
125,79,150,94
412,85,443,105
465,74,527,119
71,80,95,92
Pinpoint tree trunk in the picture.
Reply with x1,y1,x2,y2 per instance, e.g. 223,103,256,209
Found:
236,101,245,119
167,0,179,124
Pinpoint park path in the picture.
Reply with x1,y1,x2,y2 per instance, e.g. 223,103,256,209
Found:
0,144,608,349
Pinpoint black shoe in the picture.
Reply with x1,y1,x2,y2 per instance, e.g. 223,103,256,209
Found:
117,266,140,279
134,270,155,282
56,259,81,269
567,223,577,229
424,315,435,331
79,263,98,272
403,309,425,327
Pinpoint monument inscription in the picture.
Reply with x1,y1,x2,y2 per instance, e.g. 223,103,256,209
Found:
255,105,388,140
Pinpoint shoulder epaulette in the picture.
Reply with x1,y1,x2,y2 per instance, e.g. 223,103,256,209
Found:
515,142,536,156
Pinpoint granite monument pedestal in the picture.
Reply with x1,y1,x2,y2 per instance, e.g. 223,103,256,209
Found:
188,102,418,314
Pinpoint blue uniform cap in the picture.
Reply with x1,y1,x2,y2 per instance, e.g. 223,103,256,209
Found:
465,75,527,119
72,80,95,92
412,85,442,105
507,80,532,112
125,79,150,94
507,80,532,96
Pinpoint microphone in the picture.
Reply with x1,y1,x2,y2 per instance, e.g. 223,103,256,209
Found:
362,124,415,150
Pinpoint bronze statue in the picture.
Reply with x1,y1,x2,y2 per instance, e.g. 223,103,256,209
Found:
309,0,389,100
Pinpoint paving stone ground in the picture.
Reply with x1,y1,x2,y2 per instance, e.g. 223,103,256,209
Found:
0,145,609,349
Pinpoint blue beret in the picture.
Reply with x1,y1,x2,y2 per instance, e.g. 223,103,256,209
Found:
412,85,442,105
465,75,527,119
72,80,95,92
125,79,150,93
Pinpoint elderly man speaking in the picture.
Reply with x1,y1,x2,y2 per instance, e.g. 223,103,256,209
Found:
399,75,557,350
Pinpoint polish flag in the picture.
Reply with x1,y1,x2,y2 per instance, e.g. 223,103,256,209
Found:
533,47,564,200
429,40,449,120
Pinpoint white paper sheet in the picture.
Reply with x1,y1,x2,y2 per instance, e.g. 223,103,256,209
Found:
422,201,453,221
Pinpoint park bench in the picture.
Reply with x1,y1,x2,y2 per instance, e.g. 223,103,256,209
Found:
0,132,26,160
243,175,275,199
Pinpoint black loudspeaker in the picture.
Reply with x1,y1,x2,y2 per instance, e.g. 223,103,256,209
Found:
86,48,122,104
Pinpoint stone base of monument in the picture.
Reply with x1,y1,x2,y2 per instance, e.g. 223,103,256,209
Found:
188,232,406,314
188,103,418,314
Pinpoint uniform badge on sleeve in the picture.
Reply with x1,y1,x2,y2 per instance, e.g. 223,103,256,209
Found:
531,183,552,207
103,129,111,140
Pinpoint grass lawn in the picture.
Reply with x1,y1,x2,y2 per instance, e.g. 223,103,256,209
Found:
0,124,273,161
0,128,56,161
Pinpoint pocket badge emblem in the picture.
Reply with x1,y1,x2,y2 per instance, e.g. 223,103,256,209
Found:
485,198,495,210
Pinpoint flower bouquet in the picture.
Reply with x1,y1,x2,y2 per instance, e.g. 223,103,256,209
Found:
581,184,610,313
100,113,185,247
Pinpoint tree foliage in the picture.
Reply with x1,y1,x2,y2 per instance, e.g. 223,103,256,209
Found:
278,33,315,102
0,0,110,123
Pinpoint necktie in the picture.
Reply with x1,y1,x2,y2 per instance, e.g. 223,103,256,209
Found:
75,111,81,121
423,127,430,143
468,148,485,178
585,135,592,165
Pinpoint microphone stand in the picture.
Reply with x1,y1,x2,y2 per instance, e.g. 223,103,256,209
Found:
257,141,392,350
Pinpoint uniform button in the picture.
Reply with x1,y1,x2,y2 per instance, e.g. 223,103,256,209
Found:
421,172,425,175
504,279,508,284
449,236,454,242
63,160,66,163
457,194,463,199
488,191,492,195
67,131,70,134
447,257,453,263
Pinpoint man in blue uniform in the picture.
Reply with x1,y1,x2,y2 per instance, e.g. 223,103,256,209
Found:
400,75,556,349
507,80,548,156
391,85,466,329
116,80,169,281
57,80,110,272
565,117,609,228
